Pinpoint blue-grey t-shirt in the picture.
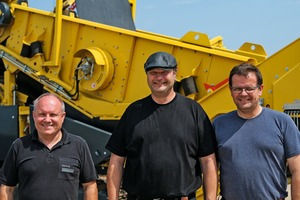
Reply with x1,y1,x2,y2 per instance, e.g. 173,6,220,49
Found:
213,107,300,200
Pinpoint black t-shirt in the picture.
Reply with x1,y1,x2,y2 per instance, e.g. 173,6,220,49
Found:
106,93,216,198
0,128,98,200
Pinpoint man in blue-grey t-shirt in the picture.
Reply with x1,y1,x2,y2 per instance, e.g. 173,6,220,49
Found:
213,63,300,199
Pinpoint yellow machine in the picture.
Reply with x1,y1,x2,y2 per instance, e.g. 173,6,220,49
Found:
0,0,299,199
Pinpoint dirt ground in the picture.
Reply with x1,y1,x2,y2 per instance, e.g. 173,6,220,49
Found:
286,184,291,200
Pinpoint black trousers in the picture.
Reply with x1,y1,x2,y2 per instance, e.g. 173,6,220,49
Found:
127,192,196,200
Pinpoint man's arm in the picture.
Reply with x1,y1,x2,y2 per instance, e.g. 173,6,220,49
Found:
0,184,15,200
82,180,98,200
287,154,300,199
107,153,125,200
200,153,218,200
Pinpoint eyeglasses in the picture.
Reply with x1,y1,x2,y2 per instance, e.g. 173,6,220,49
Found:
230,86,260,94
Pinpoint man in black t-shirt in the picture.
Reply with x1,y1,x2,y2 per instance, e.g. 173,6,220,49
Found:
106,52,218,200
0,93,98,200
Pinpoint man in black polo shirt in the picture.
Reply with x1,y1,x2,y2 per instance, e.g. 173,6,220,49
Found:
0,93,98,200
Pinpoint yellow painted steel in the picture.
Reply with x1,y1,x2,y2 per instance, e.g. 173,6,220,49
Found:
0,2,267,121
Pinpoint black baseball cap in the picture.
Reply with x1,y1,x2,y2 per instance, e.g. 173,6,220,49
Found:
144,52,177,72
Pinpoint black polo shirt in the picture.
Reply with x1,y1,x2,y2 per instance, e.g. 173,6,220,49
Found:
0,128,98,200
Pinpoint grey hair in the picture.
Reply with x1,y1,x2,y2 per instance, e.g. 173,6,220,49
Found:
33,93,65,112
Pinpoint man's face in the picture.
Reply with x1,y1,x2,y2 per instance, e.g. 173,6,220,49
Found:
230,72,263,114
146,68,176,95
33,96,66,137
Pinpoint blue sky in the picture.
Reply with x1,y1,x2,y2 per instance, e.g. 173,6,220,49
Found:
29,0,300,56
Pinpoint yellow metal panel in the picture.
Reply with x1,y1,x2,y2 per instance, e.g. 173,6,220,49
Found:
18,106,29,137
272,64,300,111
257,38,300,110
0,2,270,121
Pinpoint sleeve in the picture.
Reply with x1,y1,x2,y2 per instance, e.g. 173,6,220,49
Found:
282,113,300,158
79,139,98,183
197,105,218,157
0,141,19,186
105,109,128,157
